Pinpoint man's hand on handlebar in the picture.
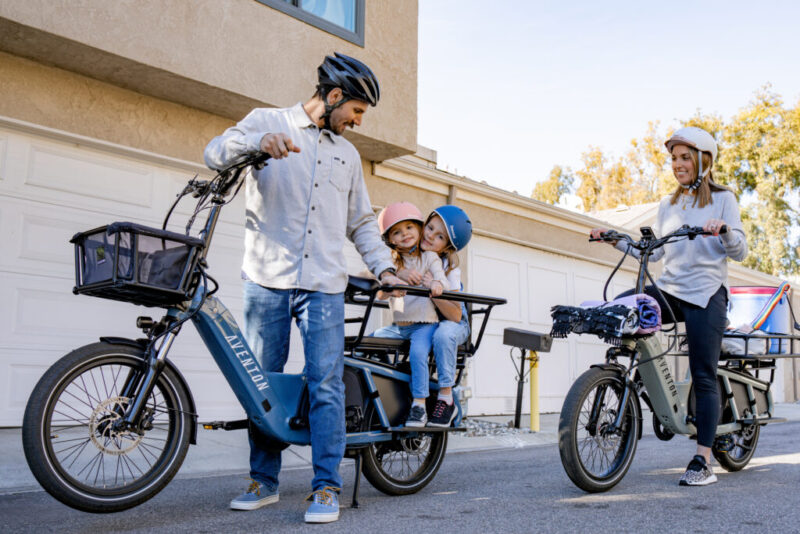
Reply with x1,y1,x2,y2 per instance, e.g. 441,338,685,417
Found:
378,272,407,298
259,133,301,159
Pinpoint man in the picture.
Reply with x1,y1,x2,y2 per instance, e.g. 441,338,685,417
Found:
204,52,404,523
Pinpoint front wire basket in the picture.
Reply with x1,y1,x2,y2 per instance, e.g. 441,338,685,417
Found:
70,221,204,307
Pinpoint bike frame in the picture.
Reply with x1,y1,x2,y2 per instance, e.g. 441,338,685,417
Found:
614,336,774,436
171,286,455,447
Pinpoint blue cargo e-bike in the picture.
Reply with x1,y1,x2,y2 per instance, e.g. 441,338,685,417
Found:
21,153,505,512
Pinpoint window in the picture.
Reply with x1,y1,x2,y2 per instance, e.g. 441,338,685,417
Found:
257,0,364,46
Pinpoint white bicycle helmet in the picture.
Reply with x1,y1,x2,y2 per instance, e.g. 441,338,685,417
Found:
665,127,717,190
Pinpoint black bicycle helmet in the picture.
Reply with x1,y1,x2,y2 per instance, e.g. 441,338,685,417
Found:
318,52,380,106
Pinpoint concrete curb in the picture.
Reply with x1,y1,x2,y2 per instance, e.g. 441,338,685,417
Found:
2,403,799,495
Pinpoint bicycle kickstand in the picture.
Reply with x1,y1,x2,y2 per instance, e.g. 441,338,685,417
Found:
351,453,363,508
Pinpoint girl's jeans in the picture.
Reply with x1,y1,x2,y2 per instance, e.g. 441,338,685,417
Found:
243,281,345,492
432,305,471,388
371,323,437,398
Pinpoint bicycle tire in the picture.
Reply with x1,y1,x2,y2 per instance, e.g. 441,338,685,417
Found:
558,367,640,492
360,405,447,495
713,423,760,472
22,341,193,512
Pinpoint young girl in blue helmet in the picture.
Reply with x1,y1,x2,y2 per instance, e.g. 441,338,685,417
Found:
399,205,473,427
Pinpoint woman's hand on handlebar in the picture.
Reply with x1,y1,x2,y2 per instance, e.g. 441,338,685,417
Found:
259,133,301,159
702,219,728,237
589,228,618,246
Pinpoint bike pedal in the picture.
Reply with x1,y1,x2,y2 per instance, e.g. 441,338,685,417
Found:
201,421,224,430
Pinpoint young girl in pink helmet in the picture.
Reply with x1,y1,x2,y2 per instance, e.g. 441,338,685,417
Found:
399,205,472,427
374,202,450,427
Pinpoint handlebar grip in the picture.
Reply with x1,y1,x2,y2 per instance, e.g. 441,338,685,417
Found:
251,152,271,169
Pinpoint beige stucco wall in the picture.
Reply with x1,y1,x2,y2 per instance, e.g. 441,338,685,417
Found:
0,51,231,163
0,0,417,161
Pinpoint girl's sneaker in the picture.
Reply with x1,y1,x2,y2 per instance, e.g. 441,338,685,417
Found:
427,399,456,427
679,455,717,486
406,404,427,427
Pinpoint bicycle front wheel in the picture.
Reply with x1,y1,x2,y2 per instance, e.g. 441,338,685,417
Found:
22,342,193,512
558,367,640,492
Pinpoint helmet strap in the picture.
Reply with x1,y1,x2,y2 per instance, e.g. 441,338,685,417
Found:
318,86,350,131
680,151,711,191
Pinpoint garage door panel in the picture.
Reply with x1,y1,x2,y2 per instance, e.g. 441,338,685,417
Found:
574,338,607,375
574,273,606,305
611,276,636,298
25,143,155,208
538,339,569,396
3,273,140,349
527,265,568,325
471,253,522,323
471,332,516,397
0,349,64,426
19,211,75,268
0,133,7,181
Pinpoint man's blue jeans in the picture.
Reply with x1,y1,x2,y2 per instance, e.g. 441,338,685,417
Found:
432,306,470,388
371,323,437,399
243,281,345,492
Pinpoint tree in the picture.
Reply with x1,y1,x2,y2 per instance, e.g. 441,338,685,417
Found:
713,87,800,275
532,165,573,205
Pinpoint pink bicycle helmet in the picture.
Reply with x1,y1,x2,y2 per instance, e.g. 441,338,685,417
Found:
377,202,424,243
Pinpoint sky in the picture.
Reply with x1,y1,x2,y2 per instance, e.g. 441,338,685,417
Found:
417,1,800,202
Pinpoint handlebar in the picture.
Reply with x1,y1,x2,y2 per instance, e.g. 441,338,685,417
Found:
185,152,272,199
590,224,727,253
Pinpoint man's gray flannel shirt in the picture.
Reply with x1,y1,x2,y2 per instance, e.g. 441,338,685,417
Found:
204,103,394,294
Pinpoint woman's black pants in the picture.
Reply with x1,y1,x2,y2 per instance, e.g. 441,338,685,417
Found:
618,285,728,447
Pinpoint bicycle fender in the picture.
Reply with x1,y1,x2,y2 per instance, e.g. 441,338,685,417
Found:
589,362,627,374
589,363,643,440
98,337,198,445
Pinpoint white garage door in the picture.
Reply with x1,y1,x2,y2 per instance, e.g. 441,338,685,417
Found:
0,125,371,426
465,235,636,415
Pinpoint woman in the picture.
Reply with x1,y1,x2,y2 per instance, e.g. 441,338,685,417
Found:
591,126,748,486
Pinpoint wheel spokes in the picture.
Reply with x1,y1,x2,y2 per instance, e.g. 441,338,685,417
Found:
46,361,175,491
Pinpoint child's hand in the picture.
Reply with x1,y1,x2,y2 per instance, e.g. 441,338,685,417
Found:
429,280,444,297
421,272,433,286
398,268,424,285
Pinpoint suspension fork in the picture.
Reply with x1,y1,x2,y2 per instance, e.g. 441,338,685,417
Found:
119,327,181,430
590,349,639,435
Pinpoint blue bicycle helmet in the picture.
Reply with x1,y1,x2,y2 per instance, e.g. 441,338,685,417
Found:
432,205,472,251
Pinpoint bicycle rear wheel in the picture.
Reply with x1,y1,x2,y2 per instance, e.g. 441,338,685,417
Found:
713,423,760,471
558,367,640,492
22,342,193,512
361,406,447,495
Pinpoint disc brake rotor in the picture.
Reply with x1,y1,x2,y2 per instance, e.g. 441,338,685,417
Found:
400,435,429,455
88,396,142,455
593,407,621,452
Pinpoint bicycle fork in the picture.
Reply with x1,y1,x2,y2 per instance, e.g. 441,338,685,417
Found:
116,328,181,433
